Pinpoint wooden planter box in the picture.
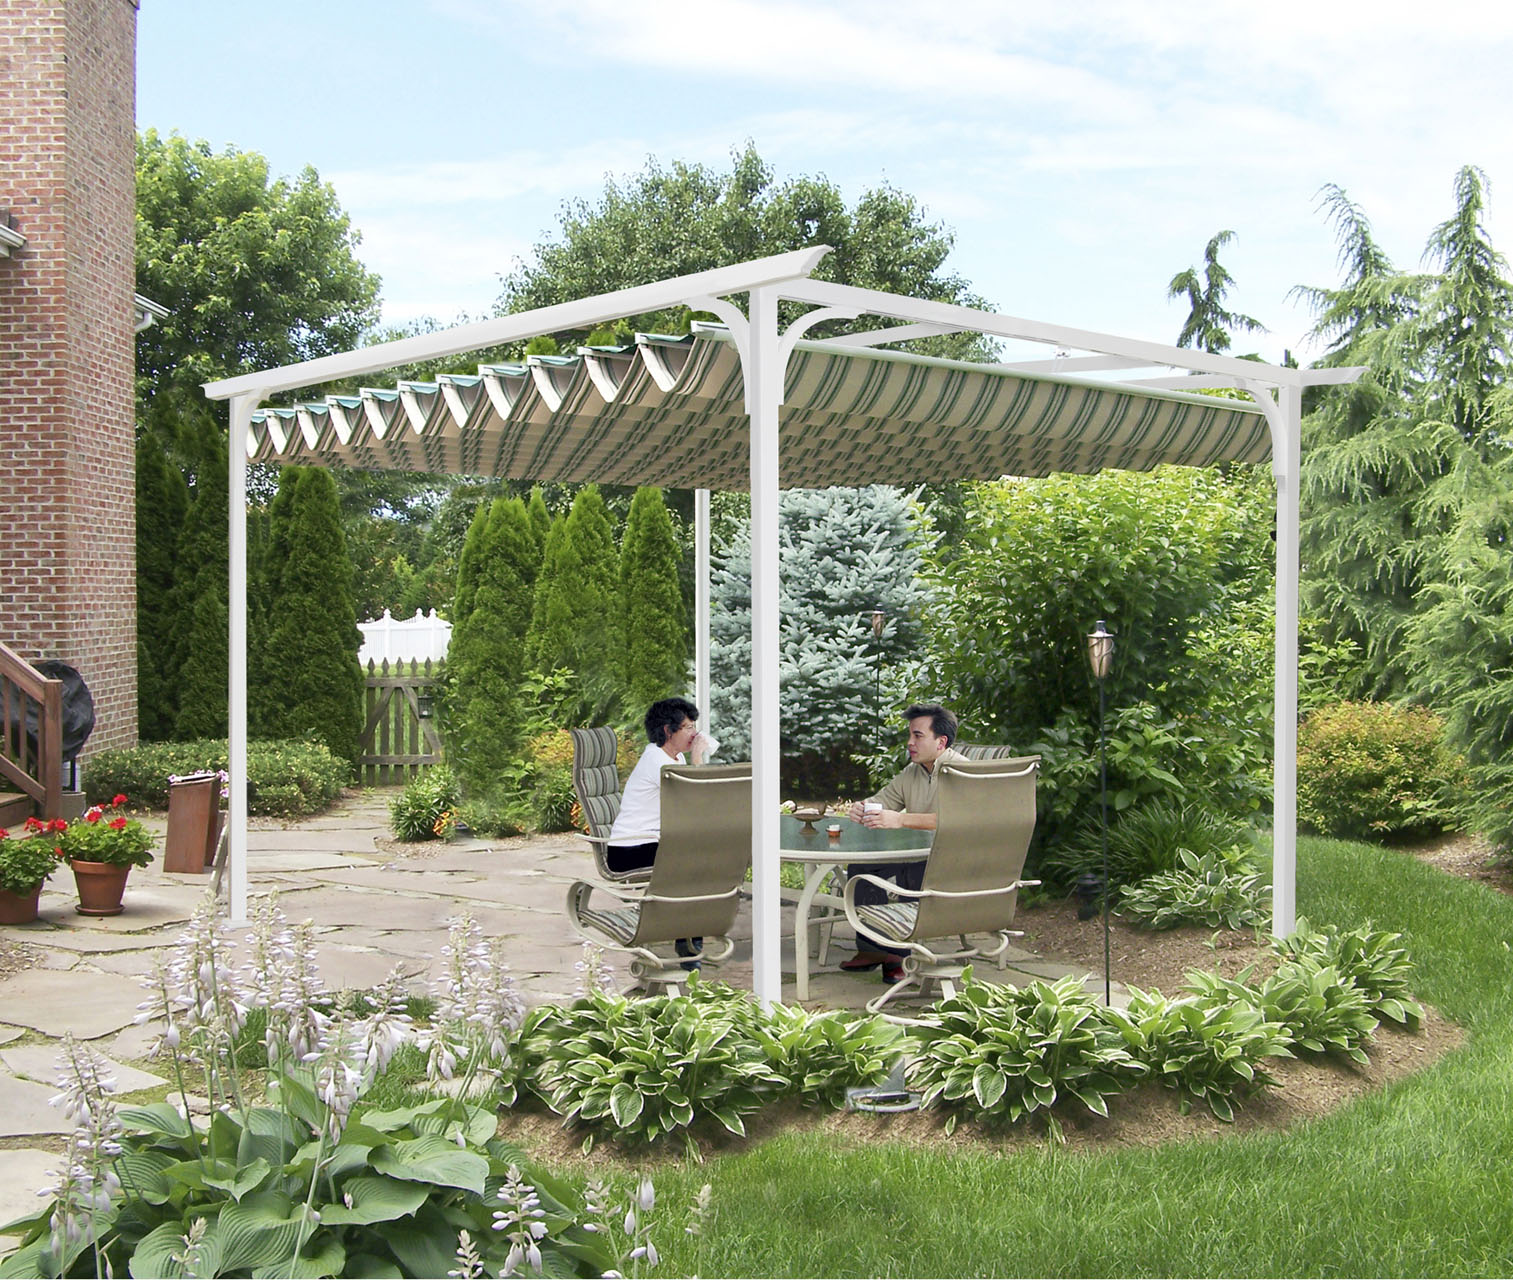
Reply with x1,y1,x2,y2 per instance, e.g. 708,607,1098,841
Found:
164,773,223,874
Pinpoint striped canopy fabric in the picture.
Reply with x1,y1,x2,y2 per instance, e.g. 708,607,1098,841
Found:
247,323,1271,487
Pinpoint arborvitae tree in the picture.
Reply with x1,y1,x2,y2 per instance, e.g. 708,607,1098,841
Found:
135,434,189,740
249,467,302,738
259,468,363,766
448,497,537,794
525,485,619,698
710,487,927,792
526,486,552,566
618,487,688,710
451,500,491,630
171,434,229,739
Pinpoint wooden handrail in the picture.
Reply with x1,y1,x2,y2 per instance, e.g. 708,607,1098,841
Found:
0,640,63,820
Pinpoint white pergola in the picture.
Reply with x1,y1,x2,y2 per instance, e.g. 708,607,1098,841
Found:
205,247,1361,1005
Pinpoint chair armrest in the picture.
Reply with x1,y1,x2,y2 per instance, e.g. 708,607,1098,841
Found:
641,886,741,907
566,879,639,910
581,832,659,846
843,875,1037,907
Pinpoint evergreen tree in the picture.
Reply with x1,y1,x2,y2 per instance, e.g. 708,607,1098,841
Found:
526,486,552,569
525,485,620,707
447,497,536,794
260,468,364,767
249,467,302,738
1301,167,1513,698
1168,230,1266,354
451,500,491,630
709,487,927,792
172,434,229,739
618,487,688,710
134,435,189,740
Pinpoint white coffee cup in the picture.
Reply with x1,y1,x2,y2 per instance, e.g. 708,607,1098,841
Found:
864,801,883,814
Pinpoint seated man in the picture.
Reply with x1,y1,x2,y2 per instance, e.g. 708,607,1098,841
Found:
842,702,965,984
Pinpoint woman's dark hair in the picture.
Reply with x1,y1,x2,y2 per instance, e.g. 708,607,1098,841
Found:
645,697,699,746
905,702,958,746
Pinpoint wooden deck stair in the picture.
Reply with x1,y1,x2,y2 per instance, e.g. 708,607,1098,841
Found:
0,790,33,828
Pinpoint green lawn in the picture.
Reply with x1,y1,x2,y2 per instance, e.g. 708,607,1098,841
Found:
652,835,1513,1277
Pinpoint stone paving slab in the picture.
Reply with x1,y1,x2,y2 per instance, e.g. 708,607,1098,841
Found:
20,926,178,954
247,852,374,873
0,1075,68,1137
310,944,429,993
1,1044,165,1095
0,1028,21,1047
249,830,384,853
0,1149,58,1233
0,970,148,1040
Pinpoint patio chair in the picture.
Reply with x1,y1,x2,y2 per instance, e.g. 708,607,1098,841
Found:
844,757,1040,1015
569,726,655,887
957,744,1041,766
566,761,752,996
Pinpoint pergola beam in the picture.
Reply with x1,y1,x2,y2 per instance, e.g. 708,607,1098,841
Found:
203,247,834,404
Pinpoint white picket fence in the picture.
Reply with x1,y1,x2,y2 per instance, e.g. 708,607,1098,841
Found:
358,609,452,664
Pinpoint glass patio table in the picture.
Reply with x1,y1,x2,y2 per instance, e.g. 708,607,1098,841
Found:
779,814,933,1001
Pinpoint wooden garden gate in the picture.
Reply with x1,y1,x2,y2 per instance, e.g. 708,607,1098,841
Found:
358,658,443,786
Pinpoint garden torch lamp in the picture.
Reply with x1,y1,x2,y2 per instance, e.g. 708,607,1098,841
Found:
1086,620,1115,1005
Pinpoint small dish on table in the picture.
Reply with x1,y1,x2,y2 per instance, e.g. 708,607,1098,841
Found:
790,805,826,832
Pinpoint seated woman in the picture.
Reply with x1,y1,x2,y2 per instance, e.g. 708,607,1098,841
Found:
605,696,712,875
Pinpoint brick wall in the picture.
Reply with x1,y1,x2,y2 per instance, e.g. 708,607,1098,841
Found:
0,0,139,758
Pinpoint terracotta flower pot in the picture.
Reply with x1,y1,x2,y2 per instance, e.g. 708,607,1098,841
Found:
0,884,42,925
71,860,131,916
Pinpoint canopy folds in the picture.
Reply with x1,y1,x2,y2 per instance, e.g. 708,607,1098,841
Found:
247,324,1271,487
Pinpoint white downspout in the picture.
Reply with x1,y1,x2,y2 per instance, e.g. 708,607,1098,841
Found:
227,393,259,925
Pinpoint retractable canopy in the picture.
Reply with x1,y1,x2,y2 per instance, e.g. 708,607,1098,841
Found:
247,323,1271,486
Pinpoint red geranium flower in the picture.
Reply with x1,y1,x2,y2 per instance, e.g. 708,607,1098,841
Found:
112,794,128,807
85,808,103,824
24,816,43,832
0,828,8,840
49,818,67,833
108,816,128,831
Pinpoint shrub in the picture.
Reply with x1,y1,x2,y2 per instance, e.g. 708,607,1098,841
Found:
1105,985,1292,1121
906,973,1142,1140
389,766,462,841
1271,916,1423,1026
84,738,348,816
522,729,577,833
1039,795,1256,892
1116,850,1271,931
1296,700,1467,839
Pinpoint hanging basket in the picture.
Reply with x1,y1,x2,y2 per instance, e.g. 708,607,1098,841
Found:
71,860,131,916
0,883,43,925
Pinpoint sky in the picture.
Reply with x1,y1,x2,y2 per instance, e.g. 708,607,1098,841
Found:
136,0,1513,368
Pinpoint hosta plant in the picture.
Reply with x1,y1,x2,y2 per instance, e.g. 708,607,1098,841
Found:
520,985,786,1151
1105,985,1293,1121
906,973,1142,1140
742,999,903,1109
1186,956,1379,1065
1271,916,1423,1026
1116,849,1270,930
0,897,643,1280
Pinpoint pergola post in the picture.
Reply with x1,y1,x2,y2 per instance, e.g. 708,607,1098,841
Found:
227,391,259,925
1270,382,1303,936
694,489,711,721
746,286,783,1005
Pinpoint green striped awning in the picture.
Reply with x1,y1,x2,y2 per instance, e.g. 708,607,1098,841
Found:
246,323,1271,486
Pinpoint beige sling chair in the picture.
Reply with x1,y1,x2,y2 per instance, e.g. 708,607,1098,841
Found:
566,762,752,996
844,757,1040,1015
